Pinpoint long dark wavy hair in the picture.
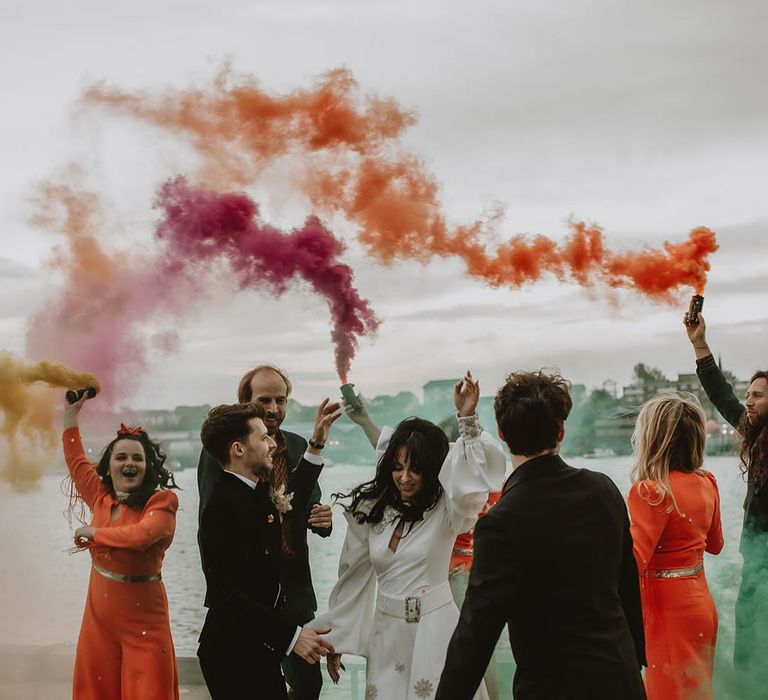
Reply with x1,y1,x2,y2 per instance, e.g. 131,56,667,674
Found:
334,417,449,527
738,370,768,488
66,428,178,524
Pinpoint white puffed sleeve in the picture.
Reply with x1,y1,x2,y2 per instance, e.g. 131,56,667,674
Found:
375,425,394,459
311,509,377,657
439,414,507,535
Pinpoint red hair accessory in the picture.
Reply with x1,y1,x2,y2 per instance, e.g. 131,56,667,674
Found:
117,423,143,438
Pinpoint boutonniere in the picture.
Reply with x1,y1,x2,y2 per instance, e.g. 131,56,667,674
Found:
271,484,294,514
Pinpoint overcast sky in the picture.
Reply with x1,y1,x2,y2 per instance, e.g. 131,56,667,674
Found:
1,0,766,409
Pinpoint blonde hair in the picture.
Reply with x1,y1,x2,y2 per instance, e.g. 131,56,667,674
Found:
631,392,707,513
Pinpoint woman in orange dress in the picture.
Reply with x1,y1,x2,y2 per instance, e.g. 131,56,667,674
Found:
627,393,724,699
63,393,180,700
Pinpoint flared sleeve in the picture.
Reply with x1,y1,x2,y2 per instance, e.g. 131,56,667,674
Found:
311,509,377,657
439,414,507,535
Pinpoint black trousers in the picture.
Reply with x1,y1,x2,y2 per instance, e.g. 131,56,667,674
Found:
198,646,288,700
281,604,322,700
282,653,322,700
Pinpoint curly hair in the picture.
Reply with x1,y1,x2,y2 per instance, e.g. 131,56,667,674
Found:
333,417,449,527
95,430,178,509
65,427,178,526
738,370,768,488
494,370,572,456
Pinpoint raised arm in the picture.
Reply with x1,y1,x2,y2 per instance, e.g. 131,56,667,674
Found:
684,310,713,361
684,313,746,428
343,392,381,448
62,393,104,509
439,371,507,534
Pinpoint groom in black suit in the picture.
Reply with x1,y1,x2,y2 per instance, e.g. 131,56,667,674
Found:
436,370,646,700
197,400,339,699
198,365,333,699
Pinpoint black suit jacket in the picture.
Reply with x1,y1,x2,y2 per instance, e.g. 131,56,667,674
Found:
436,454,646,700
198,462,322,672
198,429,330,620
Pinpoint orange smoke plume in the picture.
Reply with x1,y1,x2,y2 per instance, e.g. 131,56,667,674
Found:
84,67,718,298
0,352,100,489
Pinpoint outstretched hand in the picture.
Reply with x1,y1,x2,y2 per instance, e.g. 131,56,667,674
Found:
454,370,480,418
293,626,335,665
310,398,342,447
63,392,88,430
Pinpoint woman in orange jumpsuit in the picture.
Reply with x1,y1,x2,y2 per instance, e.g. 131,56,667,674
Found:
628,393,724,699
63,393,179,699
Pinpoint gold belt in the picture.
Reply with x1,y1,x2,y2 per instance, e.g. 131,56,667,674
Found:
452,546,473,556
652,562,703,579
93,563,161,583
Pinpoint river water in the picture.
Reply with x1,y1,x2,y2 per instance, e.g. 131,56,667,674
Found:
0,454,748,698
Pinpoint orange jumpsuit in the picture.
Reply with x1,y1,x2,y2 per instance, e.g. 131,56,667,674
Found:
628,471,724,700
64,427,179,700
449,490,502,577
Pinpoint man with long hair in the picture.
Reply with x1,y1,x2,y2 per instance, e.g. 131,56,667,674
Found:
685,312,768,682
197,365,334,699
437,370,646,700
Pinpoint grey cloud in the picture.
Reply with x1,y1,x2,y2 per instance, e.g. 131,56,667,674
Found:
0,258,35,279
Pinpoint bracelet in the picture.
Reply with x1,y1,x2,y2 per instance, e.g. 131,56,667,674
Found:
308,438,325,450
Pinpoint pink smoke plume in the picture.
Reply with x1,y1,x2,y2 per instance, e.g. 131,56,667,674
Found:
26,174,377,397
155,177,379,381
25,178,202,402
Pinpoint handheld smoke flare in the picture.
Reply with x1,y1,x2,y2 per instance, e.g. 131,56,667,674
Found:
340,383,361,411
66,387,98,404
687,295,704,325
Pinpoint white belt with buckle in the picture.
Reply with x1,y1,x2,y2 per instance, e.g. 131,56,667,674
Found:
377,581,454,623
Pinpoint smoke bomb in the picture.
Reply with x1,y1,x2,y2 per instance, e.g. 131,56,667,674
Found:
340,383,361,411
65,387,97,404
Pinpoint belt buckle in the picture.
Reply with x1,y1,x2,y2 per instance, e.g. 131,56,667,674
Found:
405,595,421,623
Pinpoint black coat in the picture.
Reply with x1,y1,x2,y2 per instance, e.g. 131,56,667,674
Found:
198,429,330,621
696,353,768,535
436,454,646,700
198,462,322,686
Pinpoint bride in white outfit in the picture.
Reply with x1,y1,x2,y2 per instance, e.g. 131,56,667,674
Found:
311,371,506,700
